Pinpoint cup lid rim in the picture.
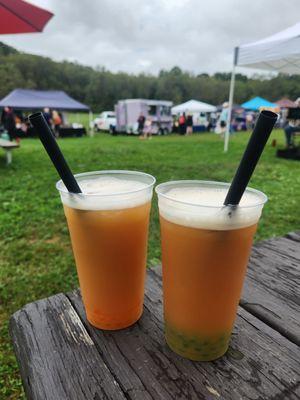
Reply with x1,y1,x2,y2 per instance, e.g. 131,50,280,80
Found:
56,170,156,197
155,180,268,209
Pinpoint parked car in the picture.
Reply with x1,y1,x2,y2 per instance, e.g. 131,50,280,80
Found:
115,99,173,135
91,111,116,132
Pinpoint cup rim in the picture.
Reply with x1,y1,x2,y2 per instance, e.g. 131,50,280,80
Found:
56,170,156,197
155,180,268,209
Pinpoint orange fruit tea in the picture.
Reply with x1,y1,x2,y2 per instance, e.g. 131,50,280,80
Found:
156,180,267,361
57,171,155,330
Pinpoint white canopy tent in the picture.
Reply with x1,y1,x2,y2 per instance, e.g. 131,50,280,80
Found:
225,22,300,152
172,99,216,114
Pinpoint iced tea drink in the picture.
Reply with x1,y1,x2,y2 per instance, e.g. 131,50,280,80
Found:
156,181,267,361
57,170,155,330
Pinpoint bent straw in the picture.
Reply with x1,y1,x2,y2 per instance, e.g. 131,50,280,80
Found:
224,110,277,206
29,112,81,193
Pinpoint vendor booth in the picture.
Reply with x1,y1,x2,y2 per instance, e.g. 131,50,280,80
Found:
225,21,300,151
172,99,217,132
0,89,91,137
241,97,279,111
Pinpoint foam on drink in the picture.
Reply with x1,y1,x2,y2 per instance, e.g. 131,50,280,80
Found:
157,182,267,230
57,174,153,211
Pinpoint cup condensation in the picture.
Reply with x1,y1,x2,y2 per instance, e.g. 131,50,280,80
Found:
57,170,155,330
156,180,267,361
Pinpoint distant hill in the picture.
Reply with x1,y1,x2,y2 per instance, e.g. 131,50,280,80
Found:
0,42,299,111
0,42,19,56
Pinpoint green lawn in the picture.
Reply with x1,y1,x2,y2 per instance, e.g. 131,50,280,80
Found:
0,130,299,399
67,112,92,132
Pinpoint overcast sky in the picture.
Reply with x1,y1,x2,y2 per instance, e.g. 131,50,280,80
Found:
2,0,300,75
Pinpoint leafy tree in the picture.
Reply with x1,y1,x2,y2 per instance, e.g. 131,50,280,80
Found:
0,41,300,111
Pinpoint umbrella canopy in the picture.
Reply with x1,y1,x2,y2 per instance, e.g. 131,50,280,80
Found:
0,89,90,111
237,22,300,74
276,98,296,109
241,97,278,111
172,99,216,114
0,0,53,34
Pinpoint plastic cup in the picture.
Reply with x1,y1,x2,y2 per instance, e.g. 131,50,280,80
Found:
156,180,267,361
57,170,155,330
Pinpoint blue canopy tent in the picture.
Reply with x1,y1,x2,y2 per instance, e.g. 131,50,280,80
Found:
241,97,278,111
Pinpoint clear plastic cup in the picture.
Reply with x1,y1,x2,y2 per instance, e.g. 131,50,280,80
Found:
57,170,155,330
156,180,267,361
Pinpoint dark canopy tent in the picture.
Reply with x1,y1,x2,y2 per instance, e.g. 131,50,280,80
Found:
0,89,89,111
0,89,92,137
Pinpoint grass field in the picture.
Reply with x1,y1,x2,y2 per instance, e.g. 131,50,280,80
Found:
67,112,92,132
1,130,299,398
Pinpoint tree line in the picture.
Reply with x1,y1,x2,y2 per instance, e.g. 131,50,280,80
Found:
1,42,300,112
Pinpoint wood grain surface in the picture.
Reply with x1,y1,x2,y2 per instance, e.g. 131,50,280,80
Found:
10,232,300,400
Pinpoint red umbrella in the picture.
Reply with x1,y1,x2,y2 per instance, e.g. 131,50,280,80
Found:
0,0,53,34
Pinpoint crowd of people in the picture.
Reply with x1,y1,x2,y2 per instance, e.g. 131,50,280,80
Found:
135,101,300,149
176,113,194,135
2,103,300,148
137,112,196,138
173,113,201,135
136,106,247,139
0,107,63,141
42,108,63,135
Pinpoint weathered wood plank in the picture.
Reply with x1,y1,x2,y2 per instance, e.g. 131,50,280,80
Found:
70,288,232,400
148,267,300,399
10,232,300,400
10,293,126,400
286,231,300,243
67,267,300,400
152,232,300,346
241,235,300,346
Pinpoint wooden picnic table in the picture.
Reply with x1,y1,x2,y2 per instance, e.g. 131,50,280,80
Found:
0,138,19,165
10,232,300,399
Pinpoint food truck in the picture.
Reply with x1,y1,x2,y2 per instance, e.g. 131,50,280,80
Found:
115,99,173,134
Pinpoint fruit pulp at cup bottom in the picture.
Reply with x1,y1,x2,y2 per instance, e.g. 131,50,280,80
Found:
63,201,151,330
165,323,231,361
160,216,258,361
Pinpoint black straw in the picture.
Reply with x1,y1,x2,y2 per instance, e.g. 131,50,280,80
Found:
224,110,277,206
29,112,81,193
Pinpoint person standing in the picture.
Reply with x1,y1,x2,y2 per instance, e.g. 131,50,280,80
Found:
284,116,300,147
43,107,52,126
1,107,16,141
173,115,179,133
137,113,146,136
52,110,62,136
218,102,229,137
179,113,186,135
246,113,254,130
186,114,193,135
284,98,300,147
142,117,153,139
